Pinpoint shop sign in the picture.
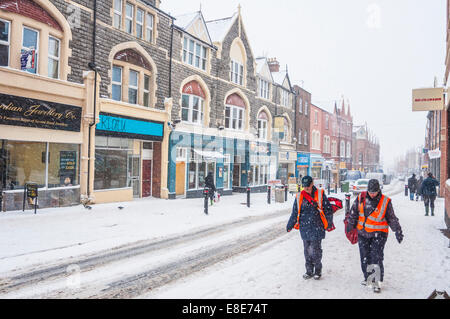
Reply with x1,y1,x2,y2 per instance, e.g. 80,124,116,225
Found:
97,112,164,142
412,87,445,111
0,93,82,132
312,160,323,168
297,153,310,167
428,148,441,159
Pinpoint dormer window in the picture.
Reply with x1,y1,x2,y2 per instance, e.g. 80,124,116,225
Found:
259,78,270,99
183,37,207,71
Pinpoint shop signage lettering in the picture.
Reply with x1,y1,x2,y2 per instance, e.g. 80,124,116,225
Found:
97,113,164,142
0,93,81,132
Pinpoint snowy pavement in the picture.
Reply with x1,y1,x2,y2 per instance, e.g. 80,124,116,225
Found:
0,180,448,298
142,183,449,299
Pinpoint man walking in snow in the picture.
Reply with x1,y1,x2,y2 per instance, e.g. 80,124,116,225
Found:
419,172,440,216
346,179,403,293
407,174,418,201
286,176,334,280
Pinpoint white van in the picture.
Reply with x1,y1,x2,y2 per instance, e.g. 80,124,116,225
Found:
365,173,384,189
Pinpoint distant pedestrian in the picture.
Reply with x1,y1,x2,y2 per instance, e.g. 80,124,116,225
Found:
407,174,418,201
205,172,216,206
416,176,424,201
419,173,440,216
346,179,403,293
286,176,334,280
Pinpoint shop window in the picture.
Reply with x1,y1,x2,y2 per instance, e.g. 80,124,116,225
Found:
2,141,80,190
47,143,80,187
136,8,144,39
48,36,60,79
114,0,123,29
128,69,139,104
146,13,154,42
0,19,10,67
125,2,134,34
94,137,132,190
22,27,39,74
188,149,215,190
112,65,122,101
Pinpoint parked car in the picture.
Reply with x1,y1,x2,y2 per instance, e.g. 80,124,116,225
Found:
365,172,384,190
343,170,364,189
352,179,370,195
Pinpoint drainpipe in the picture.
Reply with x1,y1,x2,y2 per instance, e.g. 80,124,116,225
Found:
87,0,98,199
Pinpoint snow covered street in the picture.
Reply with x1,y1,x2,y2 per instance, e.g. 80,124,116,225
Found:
0,180,448,299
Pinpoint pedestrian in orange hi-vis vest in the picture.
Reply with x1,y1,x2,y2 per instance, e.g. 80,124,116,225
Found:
346,179,403,293
286,176,334,280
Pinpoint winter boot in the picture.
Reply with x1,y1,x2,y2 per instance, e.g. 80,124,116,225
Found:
372,281,382,293
314,271,322,280
361,280,367,286
431,207,435,216
303,273,314,280
425,206,429,216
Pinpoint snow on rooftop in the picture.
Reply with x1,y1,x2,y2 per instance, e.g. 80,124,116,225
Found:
271,71,287,86
174,11,200,29
205,13,237,43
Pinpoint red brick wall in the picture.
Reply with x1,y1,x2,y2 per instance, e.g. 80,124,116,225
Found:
1,0,62,31
152,142,162,198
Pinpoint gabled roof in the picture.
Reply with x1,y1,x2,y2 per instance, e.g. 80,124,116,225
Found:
205,12,238,43
174,11,214,47
272,70,293,92
255,57,274,82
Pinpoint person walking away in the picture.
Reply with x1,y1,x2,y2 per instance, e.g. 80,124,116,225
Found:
419,173,440,216
416,176,424,201
346,179,403,293
205,172,216,206
407,174,418,201
286,176,334,280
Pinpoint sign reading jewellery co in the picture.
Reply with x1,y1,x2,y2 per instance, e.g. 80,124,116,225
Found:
0,93,82,132
96,112,164,141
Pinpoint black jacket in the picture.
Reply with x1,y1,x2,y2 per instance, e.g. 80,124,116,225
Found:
408,176,418,192
347,192,402,238
419,177,439,196
286,187,334,241
205,174,216,192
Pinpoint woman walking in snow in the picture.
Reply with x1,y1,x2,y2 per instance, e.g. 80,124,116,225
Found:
346,179,403,293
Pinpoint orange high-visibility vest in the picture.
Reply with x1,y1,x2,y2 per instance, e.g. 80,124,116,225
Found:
294,189,329,230
357,194,390,233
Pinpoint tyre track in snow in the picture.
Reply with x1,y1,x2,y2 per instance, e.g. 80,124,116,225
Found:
47,220,289,299
0,208,290,296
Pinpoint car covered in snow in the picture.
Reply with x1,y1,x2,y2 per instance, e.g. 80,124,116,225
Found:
352,179,370,195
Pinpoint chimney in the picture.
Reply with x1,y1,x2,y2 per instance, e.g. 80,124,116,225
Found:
268,58,280,73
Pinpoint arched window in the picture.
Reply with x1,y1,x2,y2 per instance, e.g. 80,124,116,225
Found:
111,48,153,107
257,111,268,140
340,141,346,158
347,142,351,159
225,93,246,131
0,0,71,79
181,81,205,125
230,38,246,86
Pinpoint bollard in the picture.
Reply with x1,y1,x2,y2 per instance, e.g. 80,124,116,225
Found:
335,183,337,194
404,185,408,197
203,188,209,215
345,193,351,214
267,186,271,204
328,183,331,195
284,185,288,202
247,187,251,208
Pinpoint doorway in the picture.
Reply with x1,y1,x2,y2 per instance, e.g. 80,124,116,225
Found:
142,142,153,198
128,155,141,198
233,164,241,187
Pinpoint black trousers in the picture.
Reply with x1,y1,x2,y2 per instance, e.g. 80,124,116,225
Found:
423,195,436,211
358,234,387,282
303,240,323,275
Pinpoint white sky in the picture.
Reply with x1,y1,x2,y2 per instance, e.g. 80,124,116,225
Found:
161,0,446,170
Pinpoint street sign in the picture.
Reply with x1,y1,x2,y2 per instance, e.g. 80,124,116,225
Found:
412,87,445,111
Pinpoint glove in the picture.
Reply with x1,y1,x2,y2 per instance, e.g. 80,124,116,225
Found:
326,223,336,232
395,231,404,244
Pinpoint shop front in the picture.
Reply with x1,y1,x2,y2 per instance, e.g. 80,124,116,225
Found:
93,112,164,203
168,131,277,199
296,152,310,181
277,150,297,185
0,91,83,211
310,155,325,180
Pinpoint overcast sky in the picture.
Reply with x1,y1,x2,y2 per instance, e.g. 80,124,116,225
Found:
161,0,446,170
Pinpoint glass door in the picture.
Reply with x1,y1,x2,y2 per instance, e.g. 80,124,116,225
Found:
223,164,230,190
127,155,141,198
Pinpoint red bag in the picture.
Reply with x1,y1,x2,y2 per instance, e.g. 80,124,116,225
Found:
343,193,362,245
327,197,343,213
